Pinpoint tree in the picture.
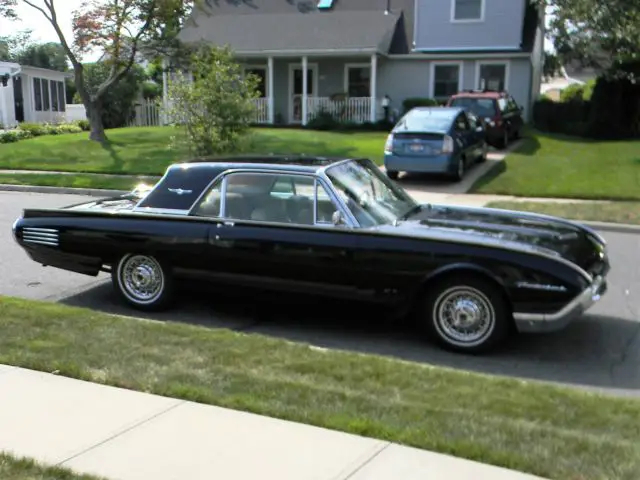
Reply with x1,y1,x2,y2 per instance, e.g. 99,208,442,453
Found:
543,51,561,80
545,0,640,77
0,0,196,142
15,42,69,71
166,45,259,157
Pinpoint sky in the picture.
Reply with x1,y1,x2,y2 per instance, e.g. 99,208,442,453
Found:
0,0,102,61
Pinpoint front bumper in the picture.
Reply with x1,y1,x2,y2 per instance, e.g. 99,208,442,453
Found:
383,153,456,174
513,275,607,333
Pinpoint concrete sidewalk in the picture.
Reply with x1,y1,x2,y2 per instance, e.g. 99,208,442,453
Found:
0,365,545,480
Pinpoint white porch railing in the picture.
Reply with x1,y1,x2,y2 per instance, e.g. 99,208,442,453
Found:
306,97,380,124
0,85,16,128
253,97,269,124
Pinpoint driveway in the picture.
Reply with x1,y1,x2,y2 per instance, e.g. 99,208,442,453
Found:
2,190,639,398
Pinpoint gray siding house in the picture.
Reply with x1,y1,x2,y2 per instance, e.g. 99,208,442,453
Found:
171,0,544,125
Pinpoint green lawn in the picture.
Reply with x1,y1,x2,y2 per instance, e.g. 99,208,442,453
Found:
0,127,387,175
0,173,152,191
0,452,104,480
1,297,639,480
472,129,640,200
486,200,640,225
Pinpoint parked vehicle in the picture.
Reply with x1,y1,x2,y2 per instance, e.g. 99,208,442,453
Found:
12,156,610,354
447,90,525,149
383,107,487,182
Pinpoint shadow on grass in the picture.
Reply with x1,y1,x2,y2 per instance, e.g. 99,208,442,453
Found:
512,134,541,156
59,280,640,393
244,136,357,158
467,159,507,192
100,140,125,173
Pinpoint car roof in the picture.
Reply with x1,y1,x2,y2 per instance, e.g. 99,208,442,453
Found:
450,90,508,99
172,154,350,175
407,106,465,116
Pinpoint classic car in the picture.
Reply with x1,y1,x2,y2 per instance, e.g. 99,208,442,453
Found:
12,155,610,354
383,106,488,182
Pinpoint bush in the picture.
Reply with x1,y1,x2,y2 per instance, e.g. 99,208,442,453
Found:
532,97,591,135
0,131,23,143
559,83,586,103
18,122,48,136
306,109,340,131
402,97,439,114
74,119,90,131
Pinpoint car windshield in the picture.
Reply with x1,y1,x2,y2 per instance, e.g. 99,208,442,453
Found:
324,159,419,227
394,109,454,133
449,97,496,117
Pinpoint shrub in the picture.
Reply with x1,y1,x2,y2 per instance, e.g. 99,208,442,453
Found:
18,122,48,136
74,119,90,131
559,83,586,103
532,97,591,135
54,124,83,134
306,109,340,131
402,97,439,113
0,131,23,143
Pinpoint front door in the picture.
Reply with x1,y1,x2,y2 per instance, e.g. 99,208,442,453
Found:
289,65,316,123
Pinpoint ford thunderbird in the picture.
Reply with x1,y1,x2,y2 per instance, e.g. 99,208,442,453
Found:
12,156,610,353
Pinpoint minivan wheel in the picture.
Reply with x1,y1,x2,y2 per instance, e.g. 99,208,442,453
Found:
112,253,174,311
453,157,465,181
419,274,510,354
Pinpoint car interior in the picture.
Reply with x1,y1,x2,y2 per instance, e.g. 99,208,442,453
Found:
191,173,338,226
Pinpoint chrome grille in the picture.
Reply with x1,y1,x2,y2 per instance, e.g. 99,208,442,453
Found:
22,227,59,247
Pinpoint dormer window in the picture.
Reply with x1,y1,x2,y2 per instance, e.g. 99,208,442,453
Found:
451,0,484,22
317,0,334,9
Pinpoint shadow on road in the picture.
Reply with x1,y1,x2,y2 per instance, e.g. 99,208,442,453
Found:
60,280,640,395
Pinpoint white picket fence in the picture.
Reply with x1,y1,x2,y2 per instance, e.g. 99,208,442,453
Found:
65,104,87,122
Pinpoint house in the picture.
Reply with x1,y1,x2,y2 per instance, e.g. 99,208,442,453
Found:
0,61,71,128
169,0,545,125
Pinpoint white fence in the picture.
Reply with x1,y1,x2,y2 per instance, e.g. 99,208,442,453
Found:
65,104,87,122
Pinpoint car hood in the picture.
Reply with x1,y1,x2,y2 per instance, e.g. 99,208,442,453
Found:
373,203,604,267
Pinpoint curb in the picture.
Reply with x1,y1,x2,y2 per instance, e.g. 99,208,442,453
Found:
0,184,128,197
2,183,640,235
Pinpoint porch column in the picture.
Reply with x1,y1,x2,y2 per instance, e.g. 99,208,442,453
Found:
370,53,378,123
267,56,274,124
0,85,7,128
301,55,308,126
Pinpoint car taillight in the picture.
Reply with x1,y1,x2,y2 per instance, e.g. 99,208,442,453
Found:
384,134,394,154
442,135,454,154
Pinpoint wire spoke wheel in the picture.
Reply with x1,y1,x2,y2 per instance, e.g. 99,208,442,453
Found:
114,254,173,310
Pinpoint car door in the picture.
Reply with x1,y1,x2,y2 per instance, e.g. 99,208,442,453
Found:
465,112,485,158
191,170,359,298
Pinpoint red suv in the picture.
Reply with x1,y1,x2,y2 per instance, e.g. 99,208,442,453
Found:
446,90,524,149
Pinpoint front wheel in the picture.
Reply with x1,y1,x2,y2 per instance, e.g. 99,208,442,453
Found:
419,274,510,354
112,253,174,311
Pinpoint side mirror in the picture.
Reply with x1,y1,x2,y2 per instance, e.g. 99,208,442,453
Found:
332,210,346,226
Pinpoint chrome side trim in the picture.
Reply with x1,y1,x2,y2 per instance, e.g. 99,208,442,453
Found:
515,282,568,292
513,275,605,323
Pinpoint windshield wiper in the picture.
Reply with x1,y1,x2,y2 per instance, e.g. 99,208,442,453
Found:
396,204,424,224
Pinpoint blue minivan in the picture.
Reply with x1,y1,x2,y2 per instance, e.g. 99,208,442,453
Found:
383,107,488,182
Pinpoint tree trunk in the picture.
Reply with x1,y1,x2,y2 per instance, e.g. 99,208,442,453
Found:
86,100,107,143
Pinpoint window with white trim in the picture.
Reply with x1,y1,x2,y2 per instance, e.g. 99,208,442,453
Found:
478,63,507,91
33,77,66,112
346,66,370,97
432,64,460,98
452,0,483,21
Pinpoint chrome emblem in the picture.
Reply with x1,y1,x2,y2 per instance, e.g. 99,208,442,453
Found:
168,188,193,195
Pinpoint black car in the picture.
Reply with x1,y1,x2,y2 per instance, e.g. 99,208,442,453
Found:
12,156,610,354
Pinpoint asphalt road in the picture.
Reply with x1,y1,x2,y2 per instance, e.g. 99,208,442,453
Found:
2,190,639,398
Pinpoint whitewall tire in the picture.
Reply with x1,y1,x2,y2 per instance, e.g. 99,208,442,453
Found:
112,253,174,311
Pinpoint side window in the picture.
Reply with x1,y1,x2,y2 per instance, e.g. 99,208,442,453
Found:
190,180,222,217
466,112,479,129
497,98,509,113
315,180,340,224
454,114,469,132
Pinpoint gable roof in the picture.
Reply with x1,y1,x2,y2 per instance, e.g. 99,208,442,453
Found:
178,0,414,56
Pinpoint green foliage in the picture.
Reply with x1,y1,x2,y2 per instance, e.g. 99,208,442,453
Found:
532,97,591,136
166,45,260,156
142,80,162,99
17,122,48,137
402,97,439,114
559,79,597,103
0,122,84,144
81,62,146,128
74,119,91,131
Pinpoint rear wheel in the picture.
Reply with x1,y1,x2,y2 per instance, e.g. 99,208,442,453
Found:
452,157,465,181
112,253,174,311
418,274,510,354
498,130,509,150
477,142,488,163
386,170,399,180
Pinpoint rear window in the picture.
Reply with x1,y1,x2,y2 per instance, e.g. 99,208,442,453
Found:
394,110,454,132
449,97,497,117
137,166,220,210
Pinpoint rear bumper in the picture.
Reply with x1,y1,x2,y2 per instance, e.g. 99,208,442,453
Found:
513,275,607,333
383,153,457,174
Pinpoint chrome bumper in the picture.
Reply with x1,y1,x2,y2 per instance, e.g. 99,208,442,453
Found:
513,276,607,333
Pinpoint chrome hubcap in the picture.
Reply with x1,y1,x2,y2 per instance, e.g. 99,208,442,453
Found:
120,255,163,303
434,287,495,346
